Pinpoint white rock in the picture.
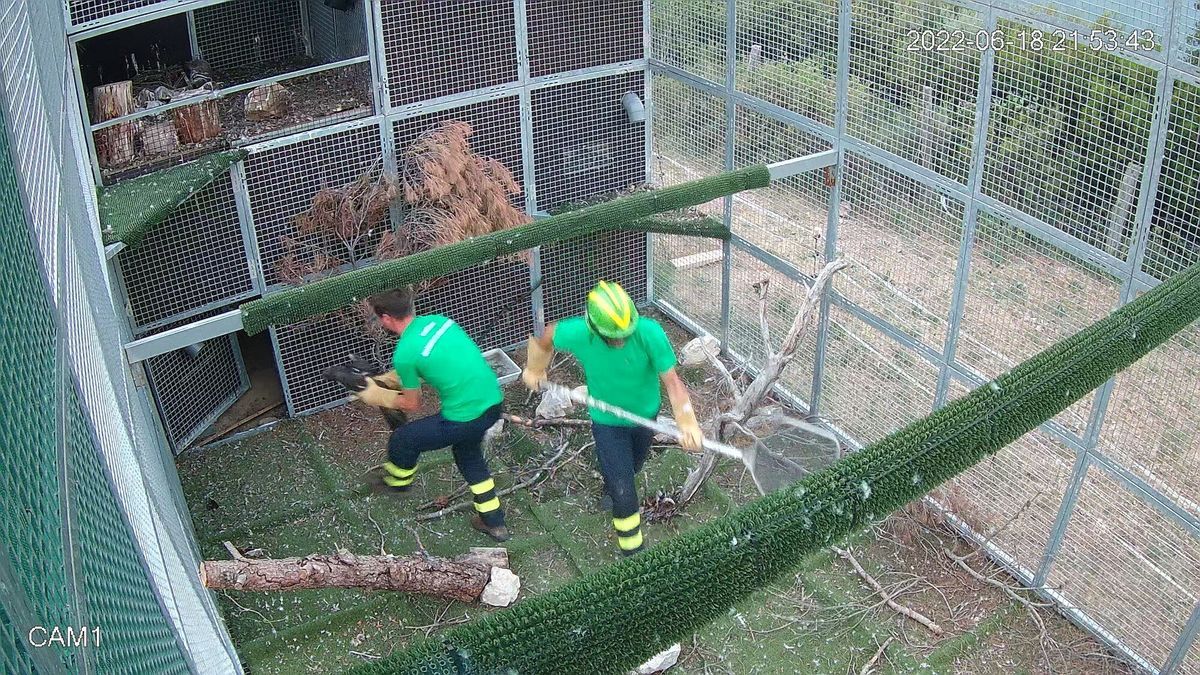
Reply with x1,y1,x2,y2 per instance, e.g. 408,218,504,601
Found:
679,335,720,366
479,567,520,607
632,643,681,674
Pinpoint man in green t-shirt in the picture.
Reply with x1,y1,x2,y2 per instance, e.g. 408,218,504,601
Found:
521,281,703,556
352,286,510,542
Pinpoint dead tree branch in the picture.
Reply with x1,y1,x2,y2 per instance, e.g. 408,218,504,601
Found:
416,441,570,521
833,546,944,635
860,636,895,675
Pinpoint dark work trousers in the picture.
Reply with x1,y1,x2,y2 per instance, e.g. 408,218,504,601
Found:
592,422,654,553
387,403,505,526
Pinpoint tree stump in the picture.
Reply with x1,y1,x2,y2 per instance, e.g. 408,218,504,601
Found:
93,81,136,168
199,547,515,605
172,99,222,145
245,83,291,121
139,120,180,156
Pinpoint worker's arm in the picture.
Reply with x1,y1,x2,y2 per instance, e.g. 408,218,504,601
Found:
521,323,557,391
661,368,703,452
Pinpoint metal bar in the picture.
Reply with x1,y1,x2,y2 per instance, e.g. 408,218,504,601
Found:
132,290,257,337
229,160,265,292
386,84,523,121
186,11,200,59
241,112,383,153
67,0,236,38
1162,601,1200,674
104,241,126,259
515,0,545,335
56,313,91,675
527,59,650,91
1123,75,1176,301
935,6,996,408
267,324,298,417
991,6,1170,72
369,0,390,112
124,309,243,363
975,195,1128,278
643,0,655,301
766,150,838,180
89,56,372,131
297,0,312,59
1034,448,1092,587
66,37,105,187
719,0,736,354
1088,449,1200,538
810,0,851,414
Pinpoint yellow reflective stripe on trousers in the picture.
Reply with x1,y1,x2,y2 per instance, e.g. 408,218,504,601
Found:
469,478,496,495
612,512,640,533
618,530,644,550
384,462,416,478
474,496,501,513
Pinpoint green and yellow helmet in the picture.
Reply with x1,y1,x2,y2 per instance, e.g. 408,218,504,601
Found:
586,280,639,339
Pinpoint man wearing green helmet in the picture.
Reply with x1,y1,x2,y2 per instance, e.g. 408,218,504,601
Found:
522,280,703,556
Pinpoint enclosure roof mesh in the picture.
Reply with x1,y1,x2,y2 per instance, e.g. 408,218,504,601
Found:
98,150,247,249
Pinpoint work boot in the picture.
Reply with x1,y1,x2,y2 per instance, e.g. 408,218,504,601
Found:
363,468,411,496
621,543,645,558
470,513,511,543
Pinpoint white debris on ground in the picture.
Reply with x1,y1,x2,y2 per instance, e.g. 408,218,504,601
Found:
679,335,720,366
480,567,520,607
631,643,681,674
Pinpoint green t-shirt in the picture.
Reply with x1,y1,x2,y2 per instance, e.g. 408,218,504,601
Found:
552,316,677,426
392,315,503,422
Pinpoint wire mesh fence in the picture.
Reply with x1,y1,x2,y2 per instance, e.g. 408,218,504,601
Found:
526,0,644,78
145,327,248,450
119,170,256,331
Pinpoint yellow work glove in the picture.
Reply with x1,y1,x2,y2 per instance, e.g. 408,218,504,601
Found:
669,391,704,453
374,370,401,390
353,378,401,409
522,336,553,391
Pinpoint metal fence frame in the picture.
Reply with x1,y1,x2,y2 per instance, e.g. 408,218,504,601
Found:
647,0,1200,671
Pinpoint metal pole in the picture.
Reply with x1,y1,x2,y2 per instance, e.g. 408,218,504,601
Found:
643,0,656,302
718,0,735,353
1034,448,1091,587
808,0,850,413
1162,601,1200,674
515,0,544,335
934,6,997,408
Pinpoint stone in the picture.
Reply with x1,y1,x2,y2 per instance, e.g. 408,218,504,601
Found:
245,83,291,121
679,335,720,366
479,567,520,607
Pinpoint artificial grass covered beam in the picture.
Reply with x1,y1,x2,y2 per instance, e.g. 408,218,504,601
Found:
351,261,1200,675
98,150,246,248
238,166,769,335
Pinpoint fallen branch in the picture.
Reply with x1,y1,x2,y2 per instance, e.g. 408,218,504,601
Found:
198,401,284,445
416,441,570,521
833,546,943,635
200,546,510,605
943,548,1054,610
860,636,894,675
502,413,591,428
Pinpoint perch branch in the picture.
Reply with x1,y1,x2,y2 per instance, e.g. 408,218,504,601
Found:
502,413,591,428
833,546,943,635
704,349,742,399
755,278,773,357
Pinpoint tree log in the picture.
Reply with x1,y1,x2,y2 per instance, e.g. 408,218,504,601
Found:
94,81,135,168
245,83,291,121
200,547,511,605
172,100,222,145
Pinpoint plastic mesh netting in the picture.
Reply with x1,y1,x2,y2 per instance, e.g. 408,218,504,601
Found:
239,166,765,334
359,260,1200,674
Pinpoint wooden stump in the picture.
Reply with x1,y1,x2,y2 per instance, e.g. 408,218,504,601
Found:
172,99,222,145
139,120,180,156
94,81,136,168
200,547,512,605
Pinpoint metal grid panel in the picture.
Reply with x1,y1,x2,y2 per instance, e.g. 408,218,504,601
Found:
542,230,649,324
730,105,831,271
957,210,1122,436
995,0,1169,44
531,72,647,211
146,328,247,449
392,95,524,204
936,392,1077,572
1097,321,1200,520
725,244,819,407
847,0,982,184
526,0,643,78
1186,637,1200,675
120,171,255,331
651,75,725,177
734,0,839,128
243,122,384,288
836,152,965,350
1179,4,1200,74
193,0,306,77
819,305,938,444
381,0,518,108
982,26,1158,257
650,0,725,83
68,0,174,27
273,311,377,416
67,388,189,674
1046,466,1200,670
1146,77,1200,282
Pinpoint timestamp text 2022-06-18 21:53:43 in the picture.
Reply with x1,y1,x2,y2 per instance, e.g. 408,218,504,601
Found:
906,27,1160,53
